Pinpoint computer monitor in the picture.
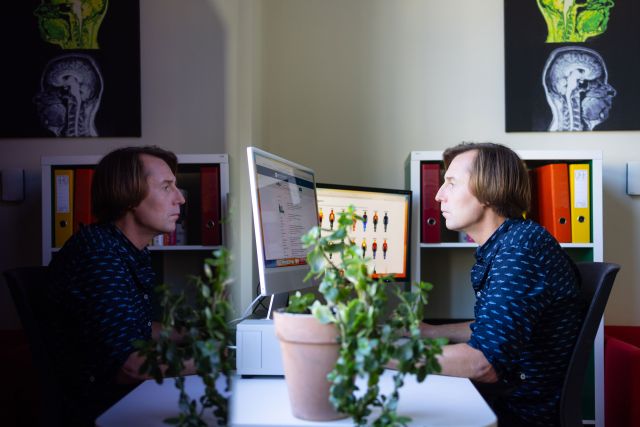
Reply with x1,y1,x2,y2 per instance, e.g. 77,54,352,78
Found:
315,183,411,282
247,147,319,317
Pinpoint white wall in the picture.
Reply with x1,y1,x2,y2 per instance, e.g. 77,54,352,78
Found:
0,0,226,328
210,0,264,319
259,0,640,325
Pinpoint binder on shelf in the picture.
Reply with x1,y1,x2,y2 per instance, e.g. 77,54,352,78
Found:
54,169,74,248
165,232,176,246
421,162,441,243
536,163,572,243
174,189,188,245
201,165,222,245
569,164,591,243
73,168,95,233
152,234,165,246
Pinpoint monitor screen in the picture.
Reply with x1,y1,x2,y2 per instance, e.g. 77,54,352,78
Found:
316,183,411,281
247,147,319,298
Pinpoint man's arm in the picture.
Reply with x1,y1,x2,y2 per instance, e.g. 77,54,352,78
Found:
419,320,473,343
116,351,197,384
151,321,188,343
386,340,497,382
116,321,196,383
437,343,498,383
395,321,497,383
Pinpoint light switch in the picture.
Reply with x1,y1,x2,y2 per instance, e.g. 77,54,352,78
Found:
628,162,640,196
1,168,25,202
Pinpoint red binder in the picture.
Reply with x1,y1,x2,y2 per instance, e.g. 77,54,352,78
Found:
421,163,441,243
201,165,222,245
536,163,572,243
73,168,96,233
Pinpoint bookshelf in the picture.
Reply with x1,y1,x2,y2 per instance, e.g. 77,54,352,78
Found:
41,154,229,285
407,150,604,427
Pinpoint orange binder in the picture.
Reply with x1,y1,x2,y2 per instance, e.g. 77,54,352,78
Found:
536,163,571,243
73,168,95,233
569,164,591,243
421,163,441,243
54,169,74,247
201,165,222,245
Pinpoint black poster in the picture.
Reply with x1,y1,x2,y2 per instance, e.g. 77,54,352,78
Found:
505,1,640,132
0,0,141,138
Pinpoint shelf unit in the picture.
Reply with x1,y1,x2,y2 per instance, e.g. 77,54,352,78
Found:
41,154,229,285
407,150,604,427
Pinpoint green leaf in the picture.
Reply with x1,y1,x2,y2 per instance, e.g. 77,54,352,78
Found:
308,249,326,272
286,291,315,314
311,301,336,324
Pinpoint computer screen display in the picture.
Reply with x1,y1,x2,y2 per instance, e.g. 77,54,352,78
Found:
316,183,411,281
247,147,319,298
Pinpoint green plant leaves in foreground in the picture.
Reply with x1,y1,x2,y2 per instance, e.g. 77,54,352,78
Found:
293,206,446,426
136,248,233,426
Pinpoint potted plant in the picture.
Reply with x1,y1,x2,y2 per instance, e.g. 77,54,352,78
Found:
274,207,447,426
136,248,233,427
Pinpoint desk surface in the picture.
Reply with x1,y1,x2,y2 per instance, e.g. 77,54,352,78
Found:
97,372,496,427
95,375,227,427
231,372,496,427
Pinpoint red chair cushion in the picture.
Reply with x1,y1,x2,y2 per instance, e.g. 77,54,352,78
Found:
605,334,640,427
606,325,640,348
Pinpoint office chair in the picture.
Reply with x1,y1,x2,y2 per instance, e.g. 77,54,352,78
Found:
559,262,620,427
4,266,64,427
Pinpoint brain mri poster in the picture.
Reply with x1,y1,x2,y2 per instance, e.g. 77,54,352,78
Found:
0,1,140,138
505,1,640,132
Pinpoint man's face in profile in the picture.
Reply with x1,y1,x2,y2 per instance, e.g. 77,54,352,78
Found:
131,154,185,236
435,150,487,235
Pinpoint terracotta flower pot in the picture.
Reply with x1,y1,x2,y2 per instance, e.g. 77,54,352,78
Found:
273,310,347,421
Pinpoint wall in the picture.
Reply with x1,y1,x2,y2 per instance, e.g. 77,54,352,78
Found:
210,0,263,318
0,0,226,329
259,0,640,325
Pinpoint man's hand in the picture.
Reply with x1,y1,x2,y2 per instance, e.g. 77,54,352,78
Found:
152,321,188,343
116,352,198,384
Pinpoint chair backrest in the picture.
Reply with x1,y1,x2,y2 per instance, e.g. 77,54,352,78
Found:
559,262,620,427
4,266,63,426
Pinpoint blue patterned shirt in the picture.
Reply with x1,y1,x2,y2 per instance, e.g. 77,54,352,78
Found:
467,218,583,426
47,222,155,418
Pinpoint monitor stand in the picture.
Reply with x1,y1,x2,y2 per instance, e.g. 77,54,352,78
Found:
267,292,289,319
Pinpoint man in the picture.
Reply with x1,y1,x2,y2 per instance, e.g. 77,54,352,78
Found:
47,146,191,425
421,143,583,426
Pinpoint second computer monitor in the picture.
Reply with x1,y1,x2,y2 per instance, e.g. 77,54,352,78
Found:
316,183,411,281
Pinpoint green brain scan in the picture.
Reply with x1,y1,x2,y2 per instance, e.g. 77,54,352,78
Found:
536,0,614,42
34,0,108,49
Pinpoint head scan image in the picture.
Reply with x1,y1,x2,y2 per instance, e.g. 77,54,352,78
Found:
34,0,108,49
34,53,104,137
542,46,616,132
536,0,614,43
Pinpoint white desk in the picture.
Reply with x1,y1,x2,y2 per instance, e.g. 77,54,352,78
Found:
97,372,496,427
95,375,228,427
231,372,496,427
